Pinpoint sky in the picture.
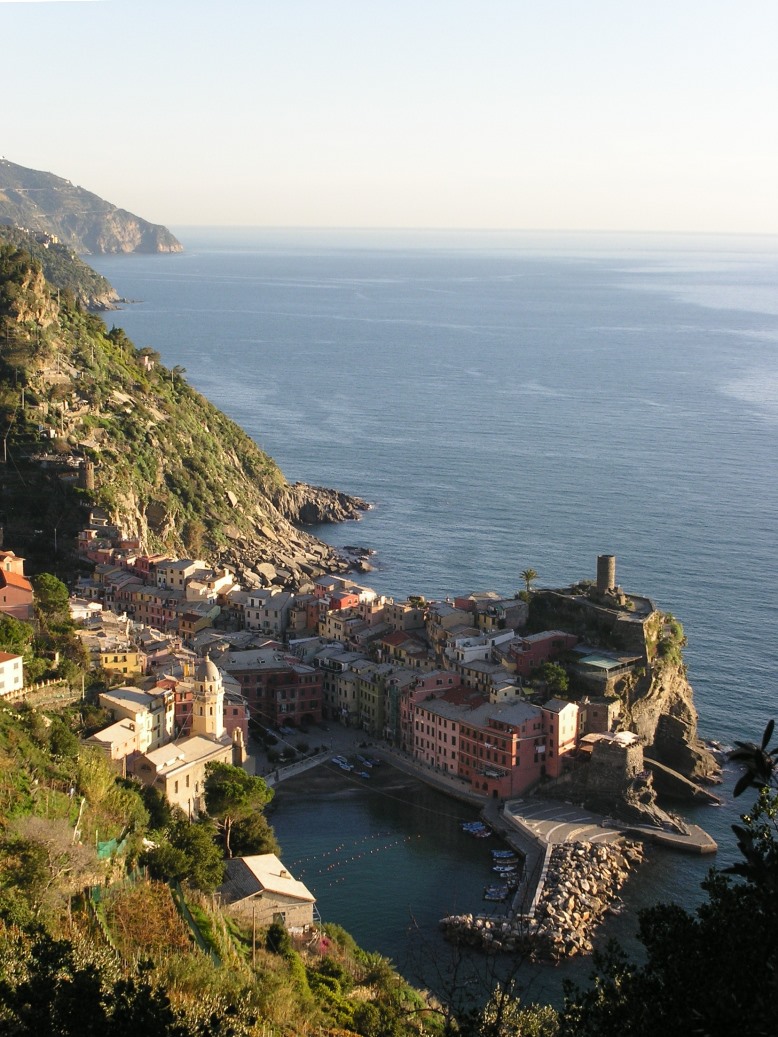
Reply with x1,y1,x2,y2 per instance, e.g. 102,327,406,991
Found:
2,0,777,233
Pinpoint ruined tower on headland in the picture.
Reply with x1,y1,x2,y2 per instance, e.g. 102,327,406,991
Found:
596,554,616,595
594,553,628,607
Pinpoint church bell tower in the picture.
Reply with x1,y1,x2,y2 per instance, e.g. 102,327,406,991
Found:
192,656,225,740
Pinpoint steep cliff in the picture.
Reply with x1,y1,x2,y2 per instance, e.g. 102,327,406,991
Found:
529,588,719,783
619,657,719,782
0,239,366,585
0,159,182,255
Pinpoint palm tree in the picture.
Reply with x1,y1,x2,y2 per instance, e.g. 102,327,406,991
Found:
520,568,538,595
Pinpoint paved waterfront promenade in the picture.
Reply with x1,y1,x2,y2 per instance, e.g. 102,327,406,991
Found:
495,797,717,917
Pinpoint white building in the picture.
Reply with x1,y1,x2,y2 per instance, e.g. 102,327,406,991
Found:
0,652,24,699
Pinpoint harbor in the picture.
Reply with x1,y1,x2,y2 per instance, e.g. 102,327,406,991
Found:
261,723,717,970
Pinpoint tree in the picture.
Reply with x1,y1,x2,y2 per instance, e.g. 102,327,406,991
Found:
48,717,79,760
141,844,192,886
0,614,35,657
558,720,778,1037
520,569,538,595
142,816,225,892
475,985,558,1037
0,817,96,920
137,784,173,832
31,572,70,620
536,661,568,695
170,817,225,892
204,762,274,858
229,811,280,858
0,930,249,1036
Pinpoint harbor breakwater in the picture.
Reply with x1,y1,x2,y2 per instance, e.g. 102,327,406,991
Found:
440,839,645,961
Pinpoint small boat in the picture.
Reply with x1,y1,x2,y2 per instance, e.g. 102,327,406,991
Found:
462,821,491,837
483,886,509,902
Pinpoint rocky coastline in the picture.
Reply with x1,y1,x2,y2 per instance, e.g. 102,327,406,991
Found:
214,481,372,590
271,482,372,526
440,839,645,961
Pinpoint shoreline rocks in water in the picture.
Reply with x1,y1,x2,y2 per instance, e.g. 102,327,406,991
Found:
217,483,373,589
440,839,645,961
271,482,372,525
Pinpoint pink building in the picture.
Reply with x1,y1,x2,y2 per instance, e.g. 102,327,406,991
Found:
412,693,567,799
0,552,33,621
508,630,578,679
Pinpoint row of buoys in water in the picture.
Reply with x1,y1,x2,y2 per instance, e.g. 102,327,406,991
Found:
295,834,421,879
291,829,402,866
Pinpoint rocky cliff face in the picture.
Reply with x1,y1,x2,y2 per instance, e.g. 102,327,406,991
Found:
0,225,120,309
217,491,359,589
109,481,366,591
0,159,182,255
271,482,371,525
621,661,719,782
79,208,181,255
4,264,59,328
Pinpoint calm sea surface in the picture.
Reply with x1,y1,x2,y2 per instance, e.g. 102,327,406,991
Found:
92,229,778,1002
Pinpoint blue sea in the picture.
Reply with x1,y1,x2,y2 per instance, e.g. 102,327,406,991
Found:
92,228,778,1000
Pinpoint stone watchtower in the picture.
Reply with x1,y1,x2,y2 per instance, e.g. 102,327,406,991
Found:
81,459,96,491
597,554,616,595
594,553,628,608
192,656,225,740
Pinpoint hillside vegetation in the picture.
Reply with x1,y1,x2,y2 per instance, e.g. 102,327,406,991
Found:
0,707,448,1037
0,158,182,255
0,235,365,582
0,224,119,310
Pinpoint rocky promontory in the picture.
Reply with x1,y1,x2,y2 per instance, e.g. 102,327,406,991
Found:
271,482,371,525
0,242,368,580
528,585,719,785
216,484,371,590
0,159,182,255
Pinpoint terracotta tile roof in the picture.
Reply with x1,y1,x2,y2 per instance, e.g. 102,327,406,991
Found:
0,571,32,593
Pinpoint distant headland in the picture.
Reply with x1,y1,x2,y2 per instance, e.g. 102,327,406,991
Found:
0,158,182,255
